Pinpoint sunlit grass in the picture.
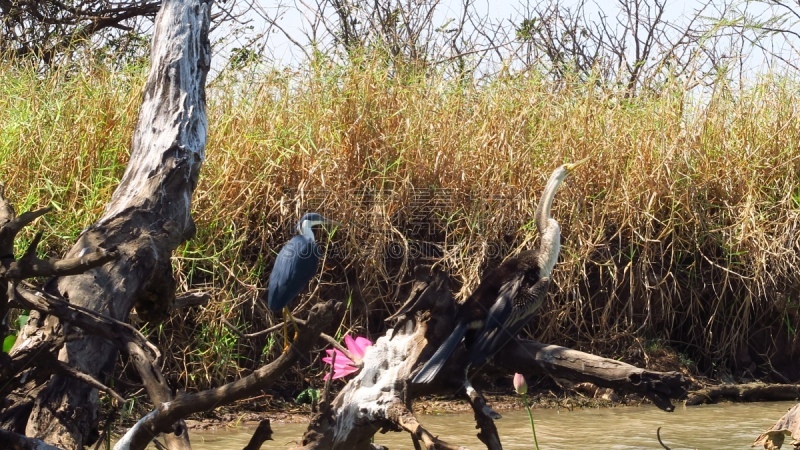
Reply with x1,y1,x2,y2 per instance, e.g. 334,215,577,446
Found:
2,53,798,389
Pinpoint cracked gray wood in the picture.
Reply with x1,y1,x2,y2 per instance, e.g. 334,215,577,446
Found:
5,0,211,448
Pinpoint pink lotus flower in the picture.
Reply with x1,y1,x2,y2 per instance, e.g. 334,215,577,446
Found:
322,335,373,379
513,373,528,395
514,372,540,449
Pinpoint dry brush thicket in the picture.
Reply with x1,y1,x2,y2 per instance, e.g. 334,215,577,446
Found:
1,55,798,393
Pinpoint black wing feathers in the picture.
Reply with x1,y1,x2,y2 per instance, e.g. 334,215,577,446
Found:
468,276,550,368
267,235,319,311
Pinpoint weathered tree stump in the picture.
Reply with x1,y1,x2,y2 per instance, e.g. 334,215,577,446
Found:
296,268,689,450
1,0,211,448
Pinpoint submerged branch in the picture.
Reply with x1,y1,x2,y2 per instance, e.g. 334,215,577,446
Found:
386,402,465,450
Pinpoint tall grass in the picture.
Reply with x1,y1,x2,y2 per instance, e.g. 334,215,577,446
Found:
1,53,798,390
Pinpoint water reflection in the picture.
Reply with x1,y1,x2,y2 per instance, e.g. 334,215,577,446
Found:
182,401,794,449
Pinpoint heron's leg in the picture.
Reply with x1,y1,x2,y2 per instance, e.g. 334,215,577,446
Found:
281,308,291,350
282,308,302,350
289,310,301,339
292,323,300,342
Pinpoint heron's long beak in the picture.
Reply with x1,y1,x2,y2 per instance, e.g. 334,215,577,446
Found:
322,218,342,228
564,156,590,172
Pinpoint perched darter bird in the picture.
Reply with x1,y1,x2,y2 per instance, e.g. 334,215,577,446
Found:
412,159,587,384
266,212,340,347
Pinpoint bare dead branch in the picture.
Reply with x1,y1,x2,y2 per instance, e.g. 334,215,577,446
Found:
53,359,126,405
221,312,354,360
13,283,159,361
0,325,123,410
243,419,273,450
0,185,51,257
115,300,341,450
124,340,191,450
0,248,118,280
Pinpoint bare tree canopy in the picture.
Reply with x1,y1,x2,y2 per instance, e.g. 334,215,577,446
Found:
250,0,800,92
0,1,162,65
0,0,260,67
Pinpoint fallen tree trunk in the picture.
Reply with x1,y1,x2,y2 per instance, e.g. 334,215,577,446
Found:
686,383,800,406
3,0,211,448
496,340,687,411
296,323,687,449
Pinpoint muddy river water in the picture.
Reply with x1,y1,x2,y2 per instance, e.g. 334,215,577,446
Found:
179,401,794,449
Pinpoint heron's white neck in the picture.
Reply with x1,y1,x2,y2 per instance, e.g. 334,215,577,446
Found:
297,220,316,240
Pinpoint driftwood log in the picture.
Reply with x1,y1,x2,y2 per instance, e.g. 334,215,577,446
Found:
754,403,800,449
495,340,687,411
297,268,689,450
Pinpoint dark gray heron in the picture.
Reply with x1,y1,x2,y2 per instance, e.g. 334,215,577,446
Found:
266,212,339,347
412,158,587,384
